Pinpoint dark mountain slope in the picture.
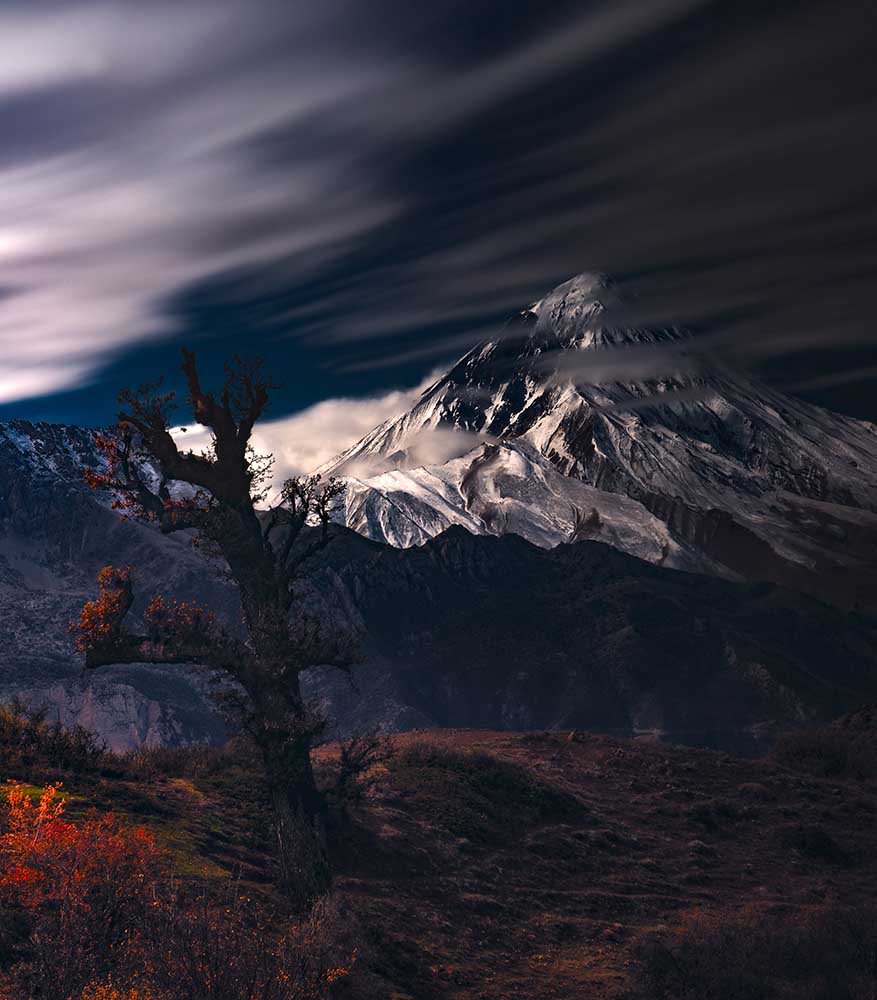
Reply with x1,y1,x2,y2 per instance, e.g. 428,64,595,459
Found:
301,525,877,752
0,420,235,749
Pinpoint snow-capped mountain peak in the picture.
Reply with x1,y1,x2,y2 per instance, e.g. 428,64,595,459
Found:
321,272,689,479
321,271,877,611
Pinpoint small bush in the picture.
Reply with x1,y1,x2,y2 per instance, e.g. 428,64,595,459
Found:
0,702,108,780
773,726,877,781
326,732,393,809
627,904,877,1000
122,743,223,781
142,892,353,1000
388,743,581,842
0,782,166,997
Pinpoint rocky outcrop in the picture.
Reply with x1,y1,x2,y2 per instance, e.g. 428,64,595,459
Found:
13,671,225,752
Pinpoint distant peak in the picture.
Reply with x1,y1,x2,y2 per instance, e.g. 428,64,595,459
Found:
526,271,617,319
490,271,681,362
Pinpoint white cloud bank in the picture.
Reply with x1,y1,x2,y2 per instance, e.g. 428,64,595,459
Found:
171,371,444,497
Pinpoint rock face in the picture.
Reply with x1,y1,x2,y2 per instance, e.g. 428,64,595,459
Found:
0,420,231,751
322,273,877,611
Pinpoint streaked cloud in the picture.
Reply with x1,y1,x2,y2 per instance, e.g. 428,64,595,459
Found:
0,0,401,402
0,0,874,421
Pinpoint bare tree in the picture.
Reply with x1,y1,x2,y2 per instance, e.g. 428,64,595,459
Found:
73,350,350,907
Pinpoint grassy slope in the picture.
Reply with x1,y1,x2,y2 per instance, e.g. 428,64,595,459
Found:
5,729,877,999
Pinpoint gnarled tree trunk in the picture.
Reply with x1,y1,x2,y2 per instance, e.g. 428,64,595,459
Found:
250,672,331,905
260,734,330,903
75,350,353,913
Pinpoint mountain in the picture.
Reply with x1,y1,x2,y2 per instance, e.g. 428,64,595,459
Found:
299,524,877,754
3,271,877,750
3,414,876,752
322,273,877,611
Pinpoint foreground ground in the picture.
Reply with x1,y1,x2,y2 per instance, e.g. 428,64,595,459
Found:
327,729,877,998
3,723,877,998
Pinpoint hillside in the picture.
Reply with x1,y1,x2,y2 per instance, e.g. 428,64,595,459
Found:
301,526,877,754
0,419,234,749
4,722,877,998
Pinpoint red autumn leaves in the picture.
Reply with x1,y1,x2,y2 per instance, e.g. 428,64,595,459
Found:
0,783,163,953
70,566,216,655
70,566,133,654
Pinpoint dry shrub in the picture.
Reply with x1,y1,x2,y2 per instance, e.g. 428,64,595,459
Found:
628,904,877,1000
143,892,353,1000
122,742,223,781
773,725,877,781
0,702,108,780
328,732,393,807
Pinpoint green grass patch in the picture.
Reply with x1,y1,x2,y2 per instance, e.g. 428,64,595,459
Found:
0,782,47,801
0,781,85,803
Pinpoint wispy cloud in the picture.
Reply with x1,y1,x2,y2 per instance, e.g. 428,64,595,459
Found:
172,368,445,488
0,1,401,403
1,0,874,420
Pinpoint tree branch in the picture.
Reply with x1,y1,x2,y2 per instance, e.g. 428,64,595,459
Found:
84,632,256,683
118,402,222,495
278,509,309,571
74,566,256,686
181,348,238,446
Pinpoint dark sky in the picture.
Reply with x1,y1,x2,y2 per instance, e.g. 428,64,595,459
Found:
1,0,876,449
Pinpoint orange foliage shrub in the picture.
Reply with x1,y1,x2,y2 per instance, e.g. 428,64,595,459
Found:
0,783,164,997
70,566,217,656
0,785,353,1000
143,595,217,646
69,566,133,653
1,783,162,908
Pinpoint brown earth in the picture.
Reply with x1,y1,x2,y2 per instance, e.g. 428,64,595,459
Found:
3,726,877,999
324,729,877,999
